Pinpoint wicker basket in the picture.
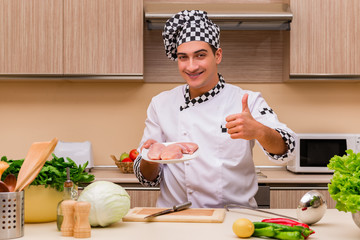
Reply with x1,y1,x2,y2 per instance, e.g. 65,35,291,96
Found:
110,155,134,174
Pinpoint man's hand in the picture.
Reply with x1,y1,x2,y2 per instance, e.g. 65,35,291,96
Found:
140,139,161,181
225,93,262,140
225,93,287,155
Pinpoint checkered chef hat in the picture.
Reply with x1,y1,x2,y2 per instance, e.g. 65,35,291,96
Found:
162,10,220,61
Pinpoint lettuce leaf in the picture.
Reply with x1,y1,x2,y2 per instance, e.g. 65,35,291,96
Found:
328,149,360,213
1,154,94,192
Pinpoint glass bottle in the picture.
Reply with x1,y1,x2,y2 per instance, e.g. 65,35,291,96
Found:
57,167,78,231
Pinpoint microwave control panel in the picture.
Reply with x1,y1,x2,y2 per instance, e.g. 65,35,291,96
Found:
356,136,360,153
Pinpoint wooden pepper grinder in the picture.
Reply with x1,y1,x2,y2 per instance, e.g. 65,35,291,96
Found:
61,200,77,236
73,201,91,238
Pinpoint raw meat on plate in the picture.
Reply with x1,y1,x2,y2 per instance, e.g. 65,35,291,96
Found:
146,142,199,160
177,142,199,154
160,144,184,160
147,142,166,160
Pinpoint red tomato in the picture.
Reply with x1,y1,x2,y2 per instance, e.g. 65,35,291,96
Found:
121,157,133,162
129,149,139,161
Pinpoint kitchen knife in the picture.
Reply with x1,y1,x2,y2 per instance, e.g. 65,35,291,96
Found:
144,201,192,219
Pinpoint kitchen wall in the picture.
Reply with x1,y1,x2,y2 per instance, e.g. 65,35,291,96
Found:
1,81,359,166
1,0,359,167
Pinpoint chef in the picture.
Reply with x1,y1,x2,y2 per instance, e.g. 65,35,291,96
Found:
134,10,296,208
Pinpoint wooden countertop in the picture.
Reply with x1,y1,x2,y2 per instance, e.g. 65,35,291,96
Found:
20,209,360,239
258,169,332,184
91,167,140,183
90,166,333,185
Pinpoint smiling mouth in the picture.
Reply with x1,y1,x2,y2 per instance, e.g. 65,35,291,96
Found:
186,71,203,78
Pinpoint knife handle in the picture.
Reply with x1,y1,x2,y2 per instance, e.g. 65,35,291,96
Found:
173,201,192,211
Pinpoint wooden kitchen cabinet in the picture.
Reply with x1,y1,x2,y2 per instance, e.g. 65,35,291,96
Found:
0,0,143,77
290,0,360,78
64,0,143,76
126,189,160,208
0,0,63,74
125,188,337,209
126,186,271,208
270,189,336,209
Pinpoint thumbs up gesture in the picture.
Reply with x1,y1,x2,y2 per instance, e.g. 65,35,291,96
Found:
225,93,261,140
241,93,250,113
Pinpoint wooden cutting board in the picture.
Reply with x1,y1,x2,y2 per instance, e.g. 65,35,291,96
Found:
122,207,226,223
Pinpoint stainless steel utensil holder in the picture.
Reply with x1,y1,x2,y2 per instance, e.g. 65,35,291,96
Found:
0,191,24,239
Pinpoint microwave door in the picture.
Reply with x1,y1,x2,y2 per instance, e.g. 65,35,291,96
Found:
300,139,347,168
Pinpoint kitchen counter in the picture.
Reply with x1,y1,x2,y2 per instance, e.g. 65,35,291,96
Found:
258,169,332,184
90,167,140,184
20,209,359,239
90,166,333,185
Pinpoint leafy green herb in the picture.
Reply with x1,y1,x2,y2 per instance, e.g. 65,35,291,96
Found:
1,154,95,192
327,149,360,213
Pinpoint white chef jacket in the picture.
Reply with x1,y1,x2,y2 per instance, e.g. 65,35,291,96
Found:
134,80,296,208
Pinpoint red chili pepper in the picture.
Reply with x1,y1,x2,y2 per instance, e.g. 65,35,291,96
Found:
261,218,310,229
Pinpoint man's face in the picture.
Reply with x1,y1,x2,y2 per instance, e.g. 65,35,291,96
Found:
177,41,222,99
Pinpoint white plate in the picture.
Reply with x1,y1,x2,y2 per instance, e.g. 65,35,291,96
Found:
141,142,199,164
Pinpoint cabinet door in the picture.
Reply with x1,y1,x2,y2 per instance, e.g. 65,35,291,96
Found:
127,190,160,208
290,0,360,76
0,0,63,74
64,0,143,76
270,189,336,209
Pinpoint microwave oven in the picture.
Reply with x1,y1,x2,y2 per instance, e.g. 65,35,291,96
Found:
287,133,360,173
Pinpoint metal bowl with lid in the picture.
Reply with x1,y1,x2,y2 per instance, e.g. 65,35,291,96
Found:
296,190,327,225
352,212,360,229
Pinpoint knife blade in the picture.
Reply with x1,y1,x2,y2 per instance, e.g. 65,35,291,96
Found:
224,204,298,221
144,201,192,219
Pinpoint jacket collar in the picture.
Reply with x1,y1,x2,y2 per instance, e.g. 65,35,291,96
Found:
180,73,225,111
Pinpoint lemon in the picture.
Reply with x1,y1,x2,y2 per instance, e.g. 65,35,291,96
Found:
232,218,255,238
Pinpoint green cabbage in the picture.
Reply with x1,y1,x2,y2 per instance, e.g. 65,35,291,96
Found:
328,149,360,213
78,181,130,227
